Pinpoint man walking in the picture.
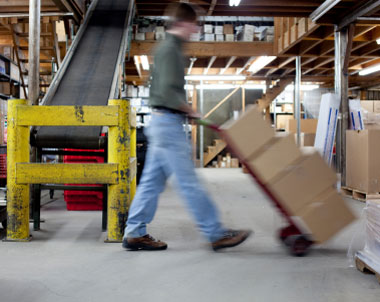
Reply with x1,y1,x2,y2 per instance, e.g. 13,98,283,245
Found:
122,3,251,251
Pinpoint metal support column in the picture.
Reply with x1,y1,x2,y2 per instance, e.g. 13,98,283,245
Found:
29,0,41,105
6,99,30,241
106,99,130,242
199,80,204,167
295,56,301,147
130,125,137,202
335,26,349,184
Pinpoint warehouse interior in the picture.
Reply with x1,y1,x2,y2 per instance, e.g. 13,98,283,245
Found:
1,0,380,301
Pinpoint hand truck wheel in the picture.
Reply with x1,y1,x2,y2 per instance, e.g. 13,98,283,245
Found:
278,225,301,247
284,234,313,257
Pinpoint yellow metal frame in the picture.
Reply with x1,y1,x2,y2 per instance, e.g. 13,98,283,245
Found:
6,99,137,242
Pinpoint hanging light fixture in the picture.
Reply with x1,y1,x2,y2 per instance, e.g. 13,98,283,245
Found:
229,0,241,7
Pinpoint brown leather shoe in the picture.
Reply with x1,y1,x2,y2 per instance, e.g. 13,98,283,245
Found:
212,229,252,251
122,234,168,251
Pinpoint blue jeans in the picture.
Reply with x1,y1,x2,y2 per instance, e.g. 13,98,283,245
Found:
124,111,226,242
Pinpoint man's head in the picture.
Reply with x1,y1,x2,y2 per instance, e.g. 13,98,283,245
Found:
166,3,199,41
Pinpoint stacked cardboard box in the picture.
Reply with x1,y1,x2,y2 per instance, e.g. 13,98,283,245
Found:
212,154,239,168
346,129,380,193
237,24,255,42
222,106,355,243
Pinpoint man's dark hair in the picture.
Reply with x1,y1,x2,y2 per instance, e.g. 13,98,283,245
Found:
166,3,197,25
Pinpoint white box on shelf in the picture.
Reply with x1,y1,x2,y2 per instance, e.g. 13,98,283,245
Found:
204,34,215,41
204,24,213,34
216,34,224,42
155,26,165,33
190,33,201,41
225,34,234,42
135,33,145,41
155,32,166,40
215,26,223,35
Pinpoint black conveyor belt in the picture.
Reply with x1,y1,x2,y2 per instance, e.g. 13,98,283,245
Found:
34,0,130,149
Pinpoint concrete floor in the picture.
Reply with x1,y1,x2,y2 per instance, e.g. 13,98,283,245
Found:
0,169,379,302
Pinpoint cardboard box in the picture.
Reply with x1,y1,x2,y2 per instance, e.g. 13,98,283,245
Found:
135,33,145,41
190,33,201,41
155,26,165,33
231,158,239,168
286,119,318,133
268,153,337,215
282,104,293,113
225,34,234,42
155,32,166,40
346,129,380,193
294,133,315,147
302,133,315,146
215,26,223,35
204,24,213,34
297,189,356,243
247,135,302,184
374,101,380,113
10,62,20,82
204,34,215,41
223,24,234,35
221,106,274,159
0,82,11,95
145,32,155,40
361,101,374,113
276,115,293,130
216,34,224,42
243,24,255,35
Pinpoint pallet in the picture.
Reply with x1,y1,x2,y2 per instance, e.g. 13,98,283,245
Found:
341,186,380,202
355,256,380,284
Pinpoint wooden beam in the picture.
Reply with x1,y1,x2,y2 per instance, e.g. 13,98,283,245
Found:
207,0,218,16
130,41,274,57
204,56,217,75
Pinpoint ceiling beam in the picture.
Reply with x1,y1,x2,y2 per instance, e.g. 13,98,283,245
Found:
207,0,218,16
338,0,380,30
310,0,342,22
130,41,274,57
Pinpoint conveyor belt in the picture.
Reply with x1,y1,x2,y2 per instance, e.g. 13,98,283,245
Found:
34,0,130,149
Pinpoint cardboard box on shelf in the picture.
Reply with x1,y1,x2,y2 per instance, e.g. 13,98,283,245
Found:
135,33,145,41
243,24,255,35
225,34,234,42
223,24,234,35
204,24,213,34
221,105,274,159
286,119,318,133
10,62,20,82
190,33,201,41
155,32,166,40
204,34,215,41
155,26,165,33
145,32,155,40
0,46,12,60
216,34,224,42
247,134,302,184
297,189,356,243
0,82,11,95
346,129,380,193
282,104,293,113
215,26,223,35
268,153,337,215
